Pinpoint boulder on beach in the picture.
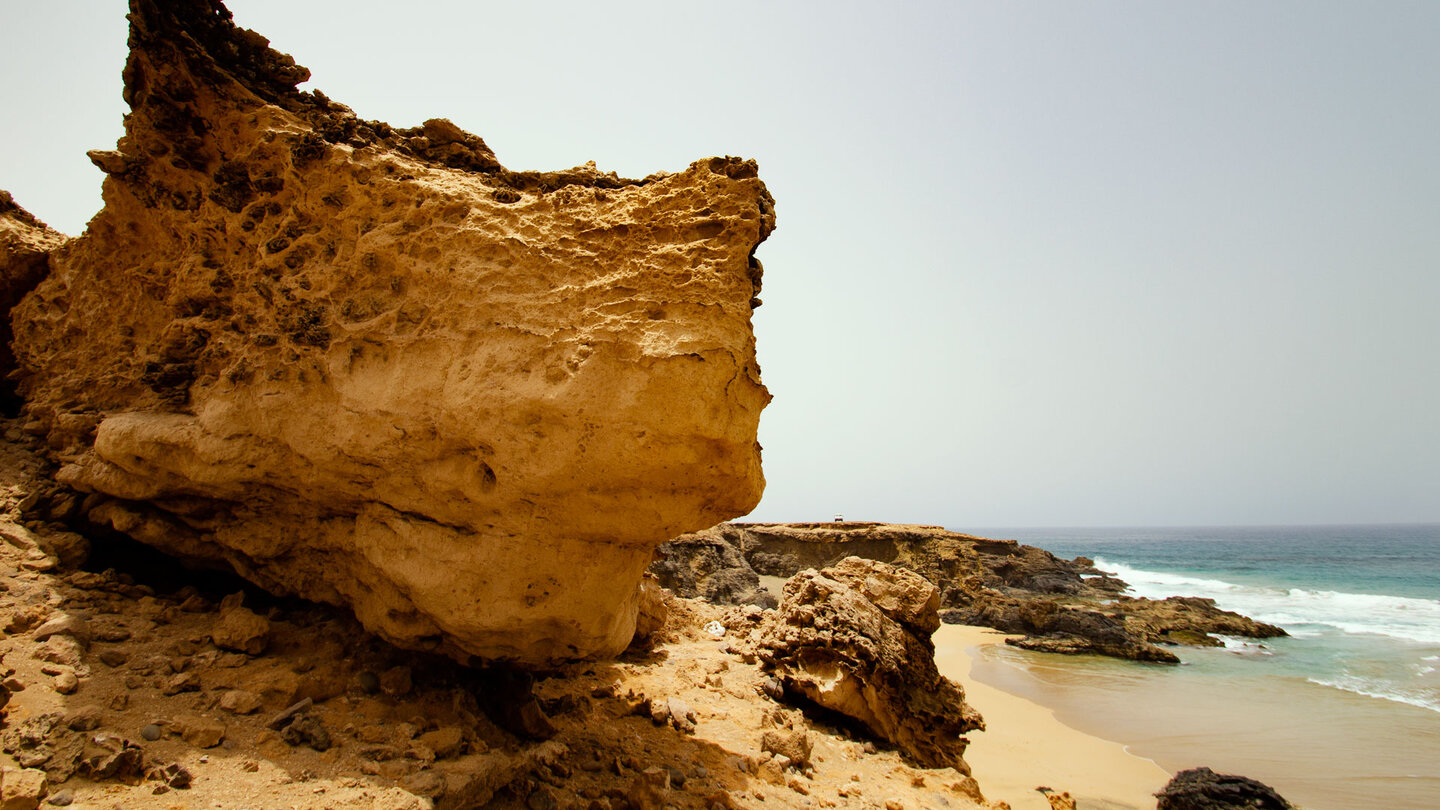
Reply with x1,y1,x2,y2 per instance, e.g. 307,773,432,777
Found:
756,557,984,771
1155,767,1294,810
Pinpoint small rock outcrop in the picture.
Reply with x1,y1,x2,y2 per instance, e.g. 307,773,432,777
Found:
959,596,1182,663
1155,767,1294,810
650,527,769,607
1117,596,1287,647
948,592,1284,662
10,0,774,666
756,557,984,771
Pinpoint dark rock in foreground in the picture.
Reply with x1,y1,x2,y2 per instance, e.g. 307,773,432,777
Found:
1155,767,1294,810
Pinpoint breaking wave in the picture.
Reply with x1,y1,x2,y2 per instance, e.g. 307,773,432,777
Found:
1092,558,1440,646
1307,674,1440,714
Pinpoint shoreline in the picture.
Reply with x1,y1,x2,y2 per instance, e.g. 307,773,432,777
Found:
958,631,1440,810
933,624,1171,810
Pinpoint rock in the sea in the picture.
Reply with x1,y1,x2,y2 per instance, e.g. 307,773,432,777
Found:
1117,596,1288,645
1155,767,1293,810
756,558,983,771
962,596,1182,663
12,0,773,666
665,522,1090,597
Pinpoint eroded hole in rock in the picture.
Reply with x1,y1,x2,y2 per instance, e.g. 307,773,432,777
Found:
773,684,888,750
79,523,285,610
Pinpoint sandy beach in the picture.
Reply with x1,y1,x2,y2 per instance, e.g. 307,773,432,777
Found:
933,625,1171,810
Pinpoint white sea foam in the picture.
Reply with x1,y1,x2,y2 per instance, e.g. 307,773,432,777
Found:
1213,634,1274,655
1307,675,1440,714
1092,558,1440,645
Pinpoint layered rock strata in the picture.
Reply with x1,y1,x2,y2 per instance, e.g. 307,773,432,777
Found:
10,0,774,666
756,557,984,771
655,523,1285,662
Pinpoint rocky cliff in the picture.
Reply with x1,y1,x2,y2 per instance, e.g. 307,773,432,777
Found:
0,192,65,413
653,523,1286,662
9,0,774,666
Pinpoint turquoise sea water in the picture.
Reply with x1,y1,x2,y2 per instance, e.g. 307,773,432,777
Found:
960,524,1440,810
991,524,1440,713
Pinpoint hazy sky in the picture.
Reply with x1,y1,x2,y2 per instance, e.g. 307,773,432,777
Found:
2,2,1437,528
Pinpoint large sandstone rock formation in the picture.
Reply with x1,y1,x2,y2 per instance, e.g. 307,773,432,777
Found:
10,0,774,665
756,558,984,771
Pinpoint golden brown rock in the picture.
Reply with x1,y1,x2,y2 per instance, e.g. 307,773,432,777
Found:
756,558,983,771
0,191,65,412
210,605,271,655
0,766,49,810
11,0,773,666
824,556,942,635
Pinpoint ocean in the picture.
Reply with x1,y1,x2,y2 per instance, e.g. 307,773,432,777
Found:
960,524,1440,810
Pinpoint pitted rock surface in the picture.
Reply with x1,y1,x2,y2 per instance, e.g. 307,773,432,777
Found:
0,191,66,411
11,0,773,666
756,558,983,771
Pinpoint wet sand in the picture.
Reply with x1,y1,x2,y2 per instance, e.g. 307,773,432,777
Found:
963,637,1440,810
933,625,1172,810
